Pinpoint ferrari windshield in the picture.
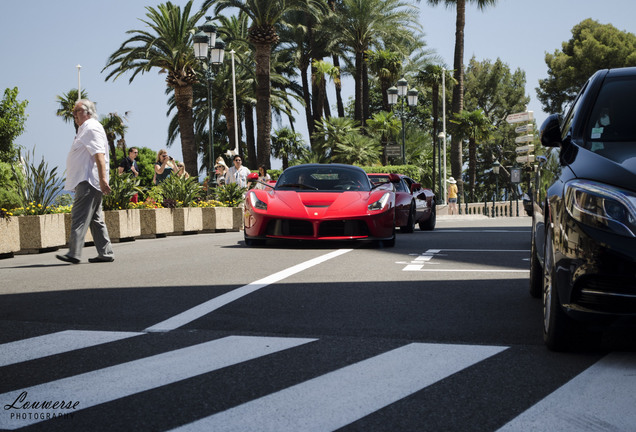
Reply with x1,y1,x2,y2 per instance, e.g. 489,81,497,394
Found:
275,165,372,192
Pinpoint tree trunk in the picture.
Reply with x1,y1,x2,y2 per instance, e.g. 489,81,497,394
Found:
354,51,364,123
332,55,345,118
469,136,476,202
451,0,466,196
254,42,272,169
244,103,257,168
431,84,439,196
362,57,370,127
174,85,197,176
300,61,315,149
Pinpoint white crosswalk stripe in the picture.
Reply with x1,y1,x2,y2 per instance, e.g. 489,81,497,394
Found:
0,330,142,367
497,352,636,432
169,342,507,432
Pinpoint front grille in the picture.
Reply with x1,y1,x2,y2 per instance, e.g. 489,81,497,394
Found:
264,218,370,238
574,275,636,314
266,219,313,236
319,220,369,237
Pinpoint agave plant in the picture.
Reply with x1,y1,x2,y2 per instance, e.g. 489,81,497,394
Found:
102,171,142,211
213,182,246,207
11,148,65,215
158,173,202,208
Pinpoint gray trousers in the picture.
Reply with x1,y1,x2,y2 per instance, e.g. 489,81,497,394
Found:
67,181,113,260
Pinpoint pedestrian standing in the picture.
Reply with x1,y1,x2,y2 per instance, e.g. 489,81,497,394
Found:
56,99,114,264
118,147,140,203
225,155,250,187
447,177,458,215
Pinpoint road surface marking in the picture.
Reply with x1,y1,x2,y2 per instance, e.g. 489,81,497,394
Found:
145,249,352,332
0,330,142,367
401,249,529,272
498,352,636,431
169,343,507,432
0,336,316,430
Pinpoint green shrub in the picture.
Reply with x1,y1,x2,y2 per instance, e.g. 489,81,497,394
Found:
102,170,142,211
158,173,202,208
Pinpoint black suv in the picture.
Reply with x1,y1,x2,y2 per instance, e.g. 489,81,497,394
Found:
530,67,636,351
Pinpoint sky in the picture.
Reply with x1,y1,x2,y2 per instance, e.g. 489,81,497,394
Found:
2,0,636,176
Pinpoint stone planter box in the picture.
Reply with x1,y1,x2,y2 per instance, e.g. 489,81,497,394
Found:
18,214,66,251
104,209,141,241
202,207,243,231
0,217,20,255
172,207,202,233
64,213,93,246
139,208,174,238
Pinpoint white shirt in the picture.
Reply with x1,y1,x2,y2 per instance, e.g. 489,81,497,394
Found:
225,165,251,187
64,118,109,192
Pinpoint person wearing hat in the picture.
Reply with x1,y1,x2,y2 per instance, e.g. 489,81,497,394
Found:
214,157,228,186
447,176,458,215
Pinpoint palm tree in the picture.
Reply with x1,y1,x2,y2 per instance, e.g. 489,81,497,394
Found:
330,0,420,125
366,110,401,164
102,0,205,176
55,89,88,132
100,113,129,166
207,0,329,169
425,0,498,192
366,49,404,112
271,127,308,170
451,109,491,201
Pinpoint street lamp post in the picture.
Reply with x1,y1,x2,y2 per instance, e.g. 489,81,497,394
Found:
76,64,82,102
437,132,444,203
387,78,418,165
492,160,501,201
194,17,225,184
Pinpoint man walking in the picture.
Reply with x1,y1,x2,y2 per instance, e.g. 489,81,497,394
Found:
56,99,114,264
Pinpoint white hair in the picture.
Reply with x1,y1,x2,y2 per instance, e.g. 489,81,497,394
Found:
77,99,98,120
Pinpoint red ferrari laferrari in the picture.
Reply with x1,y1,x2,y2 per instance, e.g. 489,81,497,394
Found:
243,164,397,246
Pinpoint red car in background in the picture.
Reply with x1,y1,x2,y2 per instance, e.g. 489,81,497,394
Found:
368,173,436,232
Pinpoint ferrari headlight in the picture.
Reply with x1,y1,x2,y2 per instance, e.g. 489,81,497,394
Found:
249,191,267,210
368,192,390,211
565,179,636,237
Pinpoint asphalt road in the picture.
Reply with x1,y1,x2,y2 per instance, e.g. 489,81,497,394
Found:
1,215,635,431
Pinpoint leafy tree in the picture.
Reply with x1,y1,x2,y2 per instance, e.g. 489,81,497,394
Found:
425,0,498,194
463,56,529,127
0,161,21,209
55,89,88,133
103,1,205,177
463,56,530,201
271,127,308,170
0,87,28,163
537,18,636,114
